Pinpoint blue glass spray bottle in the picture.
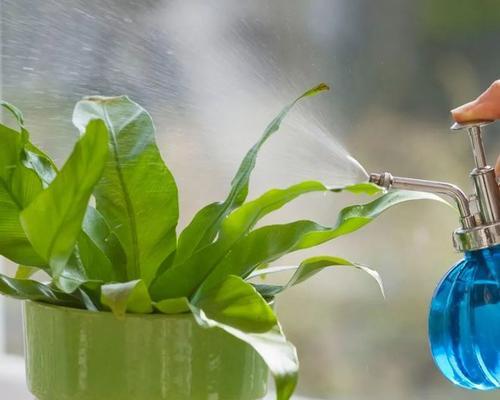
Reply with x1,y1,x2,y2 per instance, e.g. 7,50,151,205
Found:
370,120,500,390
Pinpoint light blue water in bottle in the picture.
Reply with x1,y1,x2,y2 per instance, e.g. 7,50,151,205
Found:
429,244,500,390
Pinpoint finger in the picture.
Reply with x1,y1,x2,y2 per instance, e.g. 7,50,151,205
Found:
451,100,500,123
451,80,500,123
451,100,478,123
495,155,500,178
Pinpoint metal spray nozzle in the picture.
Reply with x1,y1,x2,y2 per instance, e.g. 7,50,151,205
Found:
370,121,500,252
368,172,474,229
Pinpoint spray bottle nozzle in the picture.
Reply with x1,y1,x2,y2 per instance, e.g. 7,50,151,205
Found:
368,172,474,229
369,121,500,252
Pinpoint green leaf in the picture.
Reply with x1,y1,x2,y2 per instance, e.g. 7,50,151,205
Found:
73,96,179,285
294,190,449,249
76,230,115,282
150,242,224,300
249,283,284,299
249,255,384,297
22,147,57,187
1,100,25,128
1,100,57,186
82,207,127,280
0,101,59,266
198,190,447,294
192,275,277,332
15,265,40,280
74,207,127,286
101,279,153,317
150,181,389,300
175,83,330,266
0,273,82,307
20,119,109,285
52,252,95,293
154,297,190,314
220,181,328,242
0,125,49,265
174,202,222,266
151,180,330,299
190,305,298,400
76,287,100,311
332,182,383,195
1,101,117,289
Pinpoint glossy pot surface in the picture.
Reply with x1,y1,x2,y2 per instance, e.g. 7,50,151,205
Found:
24,301,268,400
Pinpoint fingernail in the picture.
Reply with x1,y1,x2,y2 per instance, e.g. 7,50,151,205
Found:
451,105,466,114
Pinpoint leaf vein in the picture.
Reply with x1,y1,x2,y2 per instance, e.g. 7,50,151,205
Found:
101,105,141,279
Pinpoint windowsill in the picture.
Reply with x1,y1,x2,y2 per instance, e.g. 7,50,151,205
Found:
0,355,31,400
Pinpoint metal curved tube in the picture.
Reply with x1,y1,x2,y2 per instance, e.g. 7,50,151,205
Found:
369,172,474,229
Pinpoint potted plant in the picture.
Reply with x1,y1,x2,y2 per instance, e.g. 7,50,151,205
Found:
0,84,443,400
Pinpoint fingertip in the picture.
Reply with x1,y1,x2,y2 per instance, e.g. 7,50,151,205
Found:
450,101,477,123
495,155,500,177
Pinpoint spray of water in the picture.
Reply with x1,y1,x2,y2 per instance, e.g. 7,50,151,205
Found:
153,1,369,198
1,0,369,214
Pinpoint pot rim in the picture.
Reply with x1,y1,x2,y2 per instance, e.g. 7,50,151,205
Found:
25,297,275,321
25,300,193,321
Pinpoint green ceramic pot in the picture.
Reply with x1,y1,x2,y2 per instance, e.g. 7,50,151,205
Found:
23,301,268,400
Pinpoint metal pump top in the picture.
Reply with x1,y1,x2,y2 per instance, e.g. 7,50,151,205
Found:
369,120,500,252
